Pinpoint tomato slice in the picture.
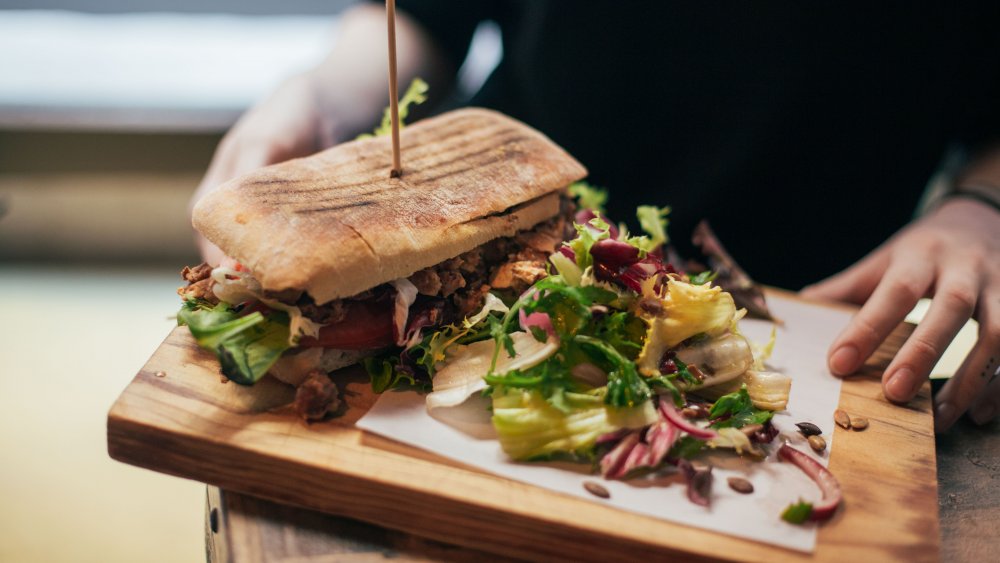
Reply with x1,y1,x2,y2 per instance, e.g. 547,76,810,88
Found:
298,300,394,350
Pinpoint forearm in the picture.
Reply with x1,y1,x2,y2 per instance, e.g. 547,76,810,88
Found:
306,3,454,144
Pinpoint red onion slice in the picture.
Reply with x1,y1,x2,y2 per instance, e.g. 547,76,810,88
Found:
777,444,843,521
659,399,719,440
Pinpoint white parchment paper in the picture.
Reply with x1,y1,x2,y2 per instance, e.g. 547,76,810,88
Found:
357,295,854,552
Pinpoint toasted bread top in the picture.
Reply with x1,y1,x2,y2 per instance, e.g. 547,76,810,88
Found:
192,108,586,303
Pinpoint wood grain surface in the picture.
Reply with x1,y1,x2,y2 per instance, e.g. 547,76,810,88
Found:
935,397,1000,563
107,295,939,562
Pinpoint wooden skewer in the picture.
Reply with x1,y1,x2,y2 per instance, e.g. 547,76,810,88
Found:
386,0,402,178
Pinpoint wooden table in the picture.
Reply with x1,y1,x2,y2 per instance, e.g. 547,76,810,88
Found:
204,400,998,563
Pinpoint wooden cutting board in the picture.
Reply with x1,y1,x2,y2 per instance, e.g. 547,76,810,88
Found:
107,296,939,562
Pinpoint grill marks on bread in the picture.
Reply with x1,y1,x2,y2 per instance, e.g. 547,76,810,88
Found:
244,113,512,199
259,130,530,212
192,108,587,304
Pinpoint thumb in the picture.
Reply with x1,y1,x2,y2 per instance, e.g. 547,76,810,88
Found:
800,250,888,305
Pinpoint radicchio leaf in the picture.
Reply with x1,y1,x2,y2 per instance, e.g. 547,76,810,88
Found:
390,278,419,346
678,458,713,507
599,431,641,479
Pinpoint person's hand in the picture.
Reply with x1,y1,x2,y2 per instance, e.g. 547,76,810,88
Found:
190,72,340,265
801,197,1000,432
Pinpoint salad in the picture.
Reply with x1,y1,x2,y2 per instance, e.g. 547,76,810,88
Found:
364,184,841,523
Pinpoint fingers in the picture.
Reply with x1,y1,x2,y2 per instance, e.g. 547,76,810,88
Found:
826,248,935,377
800,249,888,305
881,267,978,403
935,291,1000,431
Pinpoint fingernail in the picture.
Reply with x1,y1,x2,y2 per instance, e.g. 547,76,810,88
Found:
830,346,858,376
885,368,918,402
971,402,996,425
935,402,955,433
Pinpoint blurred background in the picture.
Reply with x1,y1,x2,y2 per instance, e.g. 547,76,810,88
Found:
0,2,501,561
1,2,348,562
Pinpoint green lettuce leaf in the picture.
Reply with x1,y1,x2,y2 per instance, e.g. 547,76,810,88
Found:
567,181,608,213
358,77,429,139
567,216,612,270
708,385,774,428
670,436,708,459
573,334,650,408
688,270,719,285
177,301,291,385
635,205,670,252
781,500,814,524
548,250,583,287
363,357,417,393
491,388,656,460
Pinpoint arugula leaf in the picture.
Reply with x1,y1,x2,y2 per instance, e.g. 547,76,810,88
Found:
177,302,291,385
485,356,578,413
487,277,616,373
781,500,814,524
357,78,429,139
708,385,774,428
688,270,719,285
670,436,708,459
567,181,608,213
591,311,644,359
363,357,417,393
573,335,650,408
673,357,702,387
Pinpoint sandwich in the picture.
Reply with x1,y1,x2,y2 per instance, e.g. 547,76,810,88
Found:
177,108,586,419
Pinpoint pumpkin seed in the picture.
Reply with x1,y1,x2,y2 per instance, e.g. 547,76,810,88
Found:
834,409,852,429
808,435,827,453
583,481,610,499
795,422,822,436
727,477,754,494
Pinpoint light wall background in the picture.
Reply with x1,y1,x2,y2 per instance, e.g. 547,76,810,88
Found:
0,4,349,562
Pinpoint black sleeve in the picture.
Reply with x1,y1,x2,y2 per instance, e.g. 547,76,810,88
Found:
368,0,497,70
954,3,1000,148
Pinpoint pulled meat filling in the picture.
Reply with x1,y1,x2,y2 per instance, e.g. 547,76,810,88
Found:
177,196,577,326
293,370,340,421
292,197,575,324
178,263,218,304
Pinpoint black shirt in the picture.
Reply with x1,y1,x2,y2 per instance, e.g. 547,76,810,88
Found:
397,1,1000,288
